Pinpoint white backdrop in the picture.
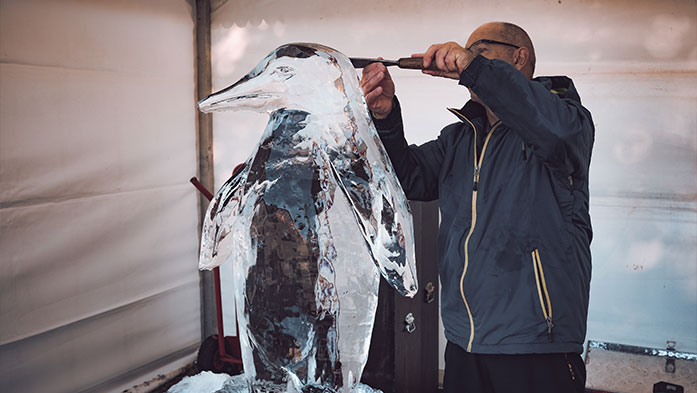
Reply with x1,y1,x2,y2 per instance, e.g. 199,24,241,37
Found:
0,1,201,392
208,0,697,371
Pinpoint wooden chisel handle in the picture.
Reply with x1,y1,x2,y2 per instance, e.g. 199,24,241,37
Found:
397,57,439,71
349,56,440,71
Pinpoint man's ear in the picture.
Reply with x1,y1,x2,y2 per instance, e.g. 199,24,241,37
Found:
513,47,529,71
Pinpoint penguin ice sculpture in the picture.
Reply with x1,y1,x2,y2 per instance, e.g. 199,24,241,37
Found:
197,43,417,393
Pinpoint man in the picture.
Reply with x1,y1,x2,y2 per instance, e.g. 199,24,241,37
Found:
360,22,594,392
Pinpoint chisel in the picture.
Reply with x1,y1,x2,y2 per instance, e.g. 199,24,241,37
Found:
349,57,439,71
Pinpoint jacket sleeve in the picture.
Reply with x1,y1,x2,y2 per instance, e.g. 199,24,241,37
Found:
372,97,450,202
460,55,594,176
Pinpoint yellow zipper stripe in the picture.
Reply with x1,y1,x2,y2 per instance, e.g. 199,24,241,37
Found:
534,250,552,319
532,250,548,320
460,193,477,351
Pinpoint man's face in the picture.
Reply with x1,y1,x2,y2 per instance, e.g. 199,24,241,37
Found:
465,25,518,104
465,25,518,64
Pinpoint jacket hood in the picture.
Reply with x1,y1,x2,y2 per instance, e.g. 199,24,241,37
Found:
534,76,582,103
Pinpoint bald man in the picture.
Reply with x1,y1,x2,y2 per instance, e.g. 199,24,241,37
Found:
361,22,593,393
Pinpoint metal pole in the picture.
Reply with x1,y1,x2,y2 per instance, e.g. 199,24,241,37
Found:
194,0,216,340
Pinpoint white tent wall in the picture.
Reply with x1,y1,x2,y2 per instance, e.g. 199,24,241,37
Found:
209,0,697,373
0,1,202,392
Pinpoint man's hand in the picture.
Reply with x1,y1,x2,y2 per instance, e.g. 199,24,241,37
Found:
420,42,475,79
360,60,395,119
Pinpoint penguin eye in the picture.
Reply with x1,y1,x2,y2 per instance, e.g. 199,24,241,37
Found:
273,66,294,78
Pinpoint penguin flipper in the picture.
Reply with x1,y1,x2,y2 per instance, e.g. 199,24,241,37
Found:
325,152,417,297
199,168,247,270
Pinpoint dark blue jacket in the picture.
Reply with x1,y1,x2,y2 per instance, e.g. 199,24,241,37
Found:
373,55,594,354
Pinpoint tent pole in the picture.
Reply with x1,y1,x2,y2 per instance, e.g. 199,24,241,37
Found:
194,0,216,341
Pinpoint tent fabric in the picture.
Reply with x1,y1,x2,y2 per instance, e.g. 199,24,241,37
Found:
0,1,202,392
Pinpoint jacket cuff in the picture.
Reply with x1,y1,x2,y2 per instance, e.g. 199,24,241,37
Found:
458,55,487,88
371,96,402,134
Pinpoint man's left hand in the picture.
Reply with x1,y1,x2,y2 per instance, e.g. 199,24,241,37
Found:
420,42,475,79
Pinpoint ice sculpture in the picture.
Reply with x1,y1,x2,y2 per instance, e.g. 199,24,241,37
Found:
197,43,417,393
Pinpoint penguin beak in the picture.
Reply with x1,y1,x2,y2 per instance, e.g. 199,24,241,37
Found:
198,72,285,113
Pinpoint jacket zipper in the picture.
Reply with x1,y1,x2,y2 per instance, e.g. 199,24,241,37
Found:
532,249,554,340
448,108,501,352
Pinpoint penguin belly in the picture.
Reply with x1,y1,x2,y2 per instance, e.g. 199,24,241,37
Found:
243,111,327,384
245,195,324,386
239,110,381,393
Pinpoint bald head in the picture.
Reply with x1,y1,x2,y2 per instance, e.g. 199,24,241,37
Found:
466,22,536,79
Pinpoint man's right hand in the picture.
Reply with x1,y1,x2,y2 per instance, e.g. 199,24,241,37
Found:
360,60,395,119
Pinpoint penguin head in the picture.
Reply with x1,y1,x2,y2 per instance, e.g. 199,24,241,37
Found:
198,43,356,115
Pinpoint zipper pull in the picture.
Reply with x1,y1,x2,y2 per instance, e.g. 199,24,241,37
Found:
521,142,527,161
473,166,480,191
546,317,554,341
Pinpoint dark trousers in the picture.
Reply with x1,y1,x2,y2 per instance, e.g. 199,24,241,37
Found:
443,341,586,393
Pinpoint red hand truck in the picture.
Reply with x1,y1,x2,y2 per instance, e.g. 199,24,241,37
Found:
190,170,244,375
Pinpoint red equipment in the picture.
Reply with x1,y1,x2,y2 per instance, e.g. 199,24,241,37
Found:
190,175,243,375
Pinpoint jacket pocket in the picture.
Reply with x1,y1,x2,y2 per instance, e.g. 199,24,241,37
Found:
531,248,554,341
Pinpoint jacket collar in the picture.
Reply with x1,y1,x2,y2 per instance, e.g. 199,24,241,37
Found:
447,100,487,128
